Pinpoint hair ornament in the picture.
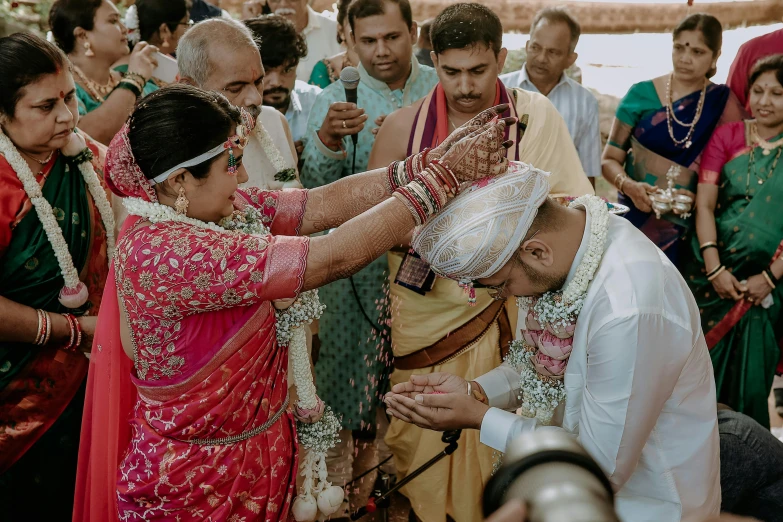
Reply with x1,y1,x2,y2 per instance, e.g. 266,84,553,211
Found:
125,5,141,46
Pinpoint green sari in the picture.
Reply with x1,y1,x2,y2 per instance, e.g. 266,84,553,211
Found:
684,121,783,428
0,145,109,519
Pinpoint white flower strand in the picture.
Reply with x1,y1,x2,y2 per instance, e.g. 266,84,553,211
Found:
256,118,298,185
0,129,115,294
524,195,609,327
124,198,271,236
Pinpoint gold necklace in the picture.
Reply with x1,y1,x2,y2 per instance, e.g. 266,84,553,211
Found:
665,73,707,149
22,149,54,165
750,120,783,156
71,64,120,102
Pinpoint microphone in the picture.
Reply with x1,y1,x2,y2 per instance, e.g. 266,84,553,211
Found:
340,66,361,146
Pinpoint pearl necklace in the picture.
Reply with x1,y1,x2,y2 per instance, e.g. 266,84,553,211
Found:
665,73,707,149
0,130,115,308
750,120,783,156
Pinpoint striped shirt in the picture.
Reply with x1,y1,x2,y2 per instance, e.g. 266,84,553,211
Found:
501,65,602,178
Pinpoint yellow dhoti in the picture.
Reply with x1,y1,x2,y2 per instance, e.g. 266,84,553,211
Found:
385,84,592,522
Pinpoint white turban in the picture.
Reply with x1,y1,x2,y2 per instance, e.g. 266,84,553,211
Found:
412,162,551,284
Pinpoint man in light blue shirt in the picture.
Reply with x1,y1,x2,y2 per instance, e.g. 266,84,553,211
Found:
299,0,438,501
500,7,601,186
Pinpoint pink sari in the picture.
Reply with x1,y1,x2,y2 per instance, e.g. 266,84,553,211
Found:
74,188,309,522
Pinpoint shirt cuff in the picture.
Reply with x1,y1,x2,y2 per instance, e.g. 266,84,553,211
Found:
480,407,524,452
475,366,519,409
313,132,347,160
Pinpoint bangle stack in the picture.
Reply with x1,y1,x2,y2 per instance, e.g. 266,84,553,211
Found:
386,150,429,192
393,162,458,225
699,241,718,254
61,313,83,351
115,80,142,98
67,146,95,166
762,269,777,289
33,309,52,346
614,172,628,195
706,264,726,282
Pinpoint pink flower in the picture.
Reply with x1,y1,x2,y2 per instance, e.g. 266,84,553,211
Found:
522,328,542,347
536,330,573,360
545,321,576,339
525,311,542,331
533,353,567,378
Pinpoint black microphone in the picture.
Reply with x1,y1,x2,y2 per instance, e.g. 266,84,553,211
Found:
340,66,361,147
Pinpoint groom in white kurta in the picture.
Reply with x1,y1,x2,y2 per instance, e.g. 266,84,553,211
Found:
385,163,720,522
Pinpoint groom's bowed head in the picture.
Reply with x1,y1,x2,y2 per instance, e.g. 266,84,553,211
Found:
413,161,587,304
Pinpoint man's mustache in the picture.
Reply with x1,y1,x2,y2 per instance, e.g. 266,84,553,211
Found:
245,105,261,119
264,87,290,97
455,93,481,102
274,7,296,16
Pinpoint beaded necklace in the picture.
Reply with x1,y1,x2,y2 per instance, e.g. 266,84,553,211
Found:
665,73,707,149
745,146,782,199
750,120,783,156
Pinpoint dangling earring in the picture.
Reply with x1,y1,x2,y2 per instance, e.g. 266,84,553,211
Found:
227,147,238,176
161,39,170,50
84,41,95,57
175,187,189,215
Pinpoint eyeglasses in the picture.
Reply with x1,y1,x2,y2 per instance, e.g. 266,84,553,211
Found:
472,230,539,301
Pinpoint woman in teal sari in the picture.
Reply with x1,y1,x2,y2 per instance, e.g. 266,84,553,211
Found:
685,55,783,428
49,0,160,144
307,0,358,88
0,33,114,519
602,13,745,267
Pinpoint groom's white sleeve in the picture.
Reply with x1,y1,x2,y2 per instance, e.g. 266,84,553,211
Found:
474,311,692,492
475,364,538,451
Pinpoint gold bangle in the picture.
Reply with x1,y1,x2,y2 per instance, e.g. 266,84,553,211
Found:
707,266,726,282
42,311,52,346
700,241,718,250
33,309,43,345
762,270,776,289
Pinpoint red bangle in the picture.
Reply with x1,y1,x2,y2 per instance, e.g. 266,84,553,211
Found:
317,129,343,151
62,313,77,351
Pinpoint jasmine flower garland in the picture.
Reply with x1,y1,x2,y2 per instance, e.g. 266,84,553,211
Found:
0,129,115,308
255,118,299,186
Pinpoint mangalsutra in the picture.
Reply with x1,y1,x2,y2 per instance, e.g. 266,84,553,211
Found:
665,73,707,149
71,65,120,102
745,145,781,199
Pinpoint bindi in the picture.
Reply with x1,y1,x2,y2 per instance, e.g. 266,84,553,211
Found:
59,91,66,99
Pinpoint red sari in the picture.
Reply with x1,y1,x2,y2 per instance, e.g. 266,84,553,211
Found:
74,188,309,521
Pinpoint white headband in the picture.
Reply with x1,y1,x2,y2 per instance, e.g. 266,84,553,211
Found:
150,142,226,185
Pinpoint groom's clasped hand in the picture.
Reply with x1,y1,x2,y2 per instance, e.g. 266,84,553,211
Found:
384,372,490,432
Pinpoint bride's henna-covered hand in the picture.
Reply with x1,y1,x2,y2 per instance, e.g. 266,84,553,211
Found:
441,120,511,182
427,104,510,162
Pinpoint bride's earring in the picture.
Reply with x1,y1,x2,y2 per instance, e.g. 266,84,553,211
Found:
84,41,95,57
161,39,170,50
175,187,189,215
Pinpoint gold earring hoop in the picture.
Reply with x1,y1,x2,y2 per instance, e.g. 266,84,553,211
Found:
175,187,189,215
84,41,95,57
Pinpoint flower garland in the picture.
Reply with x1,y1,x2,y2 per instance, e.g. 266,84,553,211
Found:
0,129,115,308
508,195,610,425
124,4,141,46
124,197,343,521
255,119,298,185
527,195,609,328
275,293,344,521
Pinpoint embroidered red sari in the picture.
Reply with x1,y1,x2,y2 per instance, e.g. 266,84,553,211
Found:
74,188,310,522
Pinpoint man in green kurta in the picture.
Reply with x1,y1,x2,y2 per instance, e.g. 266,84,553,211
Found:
299,0,438,493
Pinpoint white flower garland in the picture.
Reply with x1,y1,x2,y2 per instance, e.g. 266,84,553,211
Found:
124,196,342,521
255,119,298,185
125,5,141,46
0,129,115,307
524,195,609,327
512,195,610,424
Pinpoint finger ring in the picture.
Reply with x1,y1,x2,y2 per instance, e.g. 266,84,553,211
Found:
342,120,347,129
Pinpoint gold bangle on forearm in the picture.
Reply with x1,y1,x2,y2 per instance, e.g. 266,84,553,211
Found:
707,265,726,282
762,270,776,289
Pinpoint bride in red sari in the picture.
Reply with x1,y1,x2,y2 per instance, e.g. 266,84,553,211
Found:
74,84,513,521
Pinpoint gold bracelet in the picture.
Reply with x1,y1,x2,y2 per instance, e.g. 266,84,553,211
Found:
707,266,726,282
42,311,52,346
700,241,718,250
762,270,776,289
33,309,44,345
